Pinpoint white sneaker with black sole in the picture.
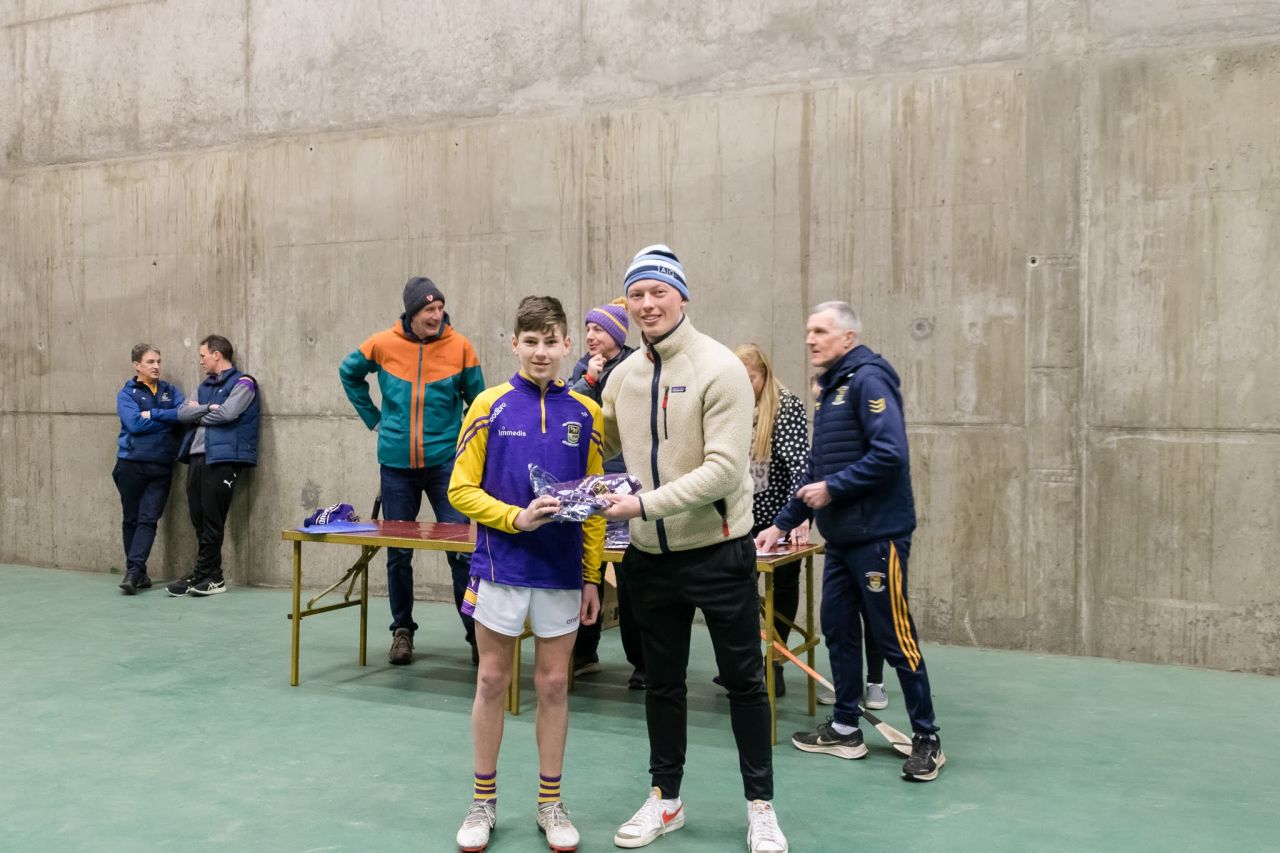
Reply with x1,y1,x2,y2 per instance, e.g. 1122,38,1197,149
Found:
190,578,227,596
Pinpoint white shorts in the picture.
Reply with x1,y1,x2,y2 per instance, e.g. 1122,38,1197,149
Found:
472,579,582,639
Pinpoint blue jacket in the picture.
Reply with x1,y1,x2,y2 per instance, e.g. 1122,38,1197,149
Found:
774,345,916,545
178,367,261,466
448,373,605,589
116,378,186,463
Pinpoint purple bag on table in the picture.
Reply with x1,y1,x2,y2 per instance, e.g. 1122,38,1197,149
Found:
528,465,642,523
298,502,378,534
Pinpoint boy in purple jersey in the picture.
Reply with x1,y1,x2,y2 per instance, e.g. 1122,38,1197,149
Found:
448,296,604,853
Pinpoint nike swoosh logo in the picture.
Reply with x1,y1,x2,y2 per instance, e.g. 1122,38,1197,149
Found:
662,807,682,824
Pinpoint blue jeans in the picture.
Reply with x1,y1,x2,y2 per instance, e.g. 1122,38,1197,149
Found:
822,538,938,734
380,463,474,644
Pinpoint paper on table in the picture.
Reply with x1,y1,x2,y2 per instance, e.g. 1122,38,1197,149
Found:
756,538,792,557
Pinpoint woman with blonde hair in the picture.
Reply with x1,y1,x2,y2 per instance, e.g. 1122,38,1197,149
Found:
734,343,810,696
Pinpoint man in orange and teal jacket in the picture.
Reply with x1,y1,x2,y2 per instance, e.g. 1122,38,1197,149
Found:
340,276,486,666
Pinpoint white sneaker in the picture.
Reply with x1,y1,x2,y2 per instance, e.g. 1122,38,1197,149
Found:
456,800,496,851
817,689,835,705
613,786,684,848
537,800,580,851
747,800,788,853
864,682,888,710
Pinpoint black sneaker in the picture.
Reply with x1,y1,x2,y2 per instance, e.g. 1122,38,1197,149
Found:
902,732,945,781
118,575,137,595
190,578,227,596
627,669,646,690
166,575,196,597
135,574,153,590
792,718,869,760
388,628,413,665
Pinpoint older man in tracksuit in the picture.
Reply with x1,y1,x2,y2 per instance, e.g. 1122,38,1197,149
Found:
113,343,186,595
757,300,945,782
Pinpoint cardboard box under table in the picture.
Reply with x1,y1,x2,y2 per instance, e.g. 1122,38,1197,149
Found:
282,521,822,741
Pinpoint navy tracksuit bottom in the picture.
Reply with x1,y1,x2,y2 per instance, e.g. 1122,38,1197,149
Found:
823,537,938,735
112,459,174,578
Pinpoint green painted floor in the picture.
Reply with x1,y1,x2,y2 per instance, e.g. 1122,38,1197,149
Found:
1,564,1277,852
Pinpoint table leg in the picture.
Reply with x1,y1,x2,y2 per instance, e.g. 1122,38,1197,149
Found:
805,554,816,717
763,571,777,745
291,540,302,686
359,546,370,667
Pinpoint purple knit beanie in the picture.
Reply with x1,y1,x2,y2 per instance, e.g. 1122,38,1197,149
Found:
584,300,630,348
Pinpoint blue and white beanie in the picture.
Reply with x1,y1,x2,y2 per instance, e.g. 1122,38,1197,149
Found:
623,244,688,300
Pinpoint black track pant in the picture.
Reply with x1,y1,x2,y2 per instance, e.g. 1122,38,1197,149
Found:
186,455,241,581
625,535,773,801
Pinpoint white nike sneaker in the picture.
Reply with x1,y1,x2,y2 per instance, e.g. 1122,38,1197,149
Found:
536,800,580,851
456,799,496,851
613,786,685,848
747,800,788,853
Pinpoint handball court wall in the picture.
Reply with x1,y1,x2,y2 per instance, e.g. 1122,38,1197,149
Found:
1,1,1278,673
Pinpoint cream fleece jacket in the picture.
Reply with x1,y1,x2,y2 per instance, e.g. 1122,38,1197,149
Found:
601,316,755,553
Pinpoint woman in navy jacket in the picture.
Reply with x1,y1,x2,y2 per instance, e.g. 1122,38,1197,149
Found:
113,343,186,594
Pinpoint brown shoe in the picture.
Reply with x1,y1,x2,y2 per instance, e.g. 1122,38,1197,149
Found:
389,628,413,665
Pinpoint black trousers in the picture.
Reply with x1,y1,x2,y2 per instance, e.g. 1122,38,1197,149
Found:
112,459,174,577
624,536,773,802
186,455,242,580
573,562,646,672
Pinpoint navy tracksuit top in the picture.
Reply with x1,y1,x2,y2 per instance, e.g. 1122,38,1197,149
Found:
115,378,186,463
775,345,916,546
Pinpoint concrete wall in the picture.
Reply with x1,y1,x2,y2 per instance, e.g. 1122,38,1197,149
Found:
2,1,1278,673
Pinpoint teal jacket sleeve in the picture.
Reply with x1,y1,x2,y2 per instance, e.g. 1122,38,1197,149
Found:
461,363,486,410
339,349,382,430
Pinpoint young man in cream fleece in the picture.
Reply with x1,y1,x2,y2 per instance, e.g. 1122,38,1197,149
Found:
600,245,788,853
